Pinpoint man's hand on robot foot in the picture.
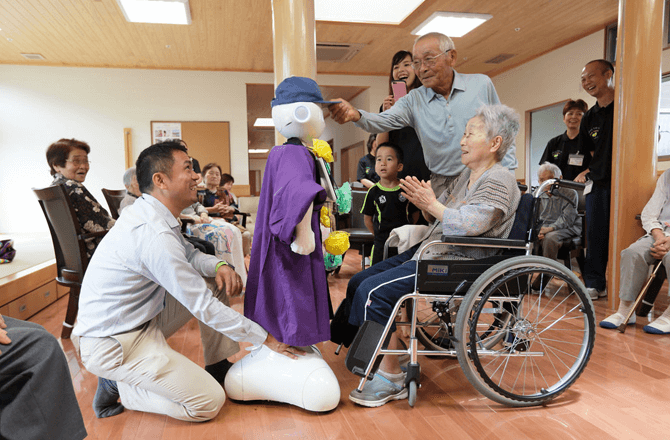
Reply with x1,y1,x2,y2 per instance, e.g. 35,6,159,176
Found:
264,333,306,360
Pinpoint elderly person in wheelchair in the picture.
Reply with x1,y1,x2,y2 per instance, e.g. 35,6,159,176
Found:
334,104,521,407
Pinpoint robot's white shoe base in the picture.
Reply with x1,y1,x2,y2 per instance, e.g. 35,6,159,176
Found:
224,344,340,412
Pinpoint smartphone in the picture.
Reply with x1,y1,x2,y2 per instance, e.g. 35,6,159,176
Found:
392,80,407,102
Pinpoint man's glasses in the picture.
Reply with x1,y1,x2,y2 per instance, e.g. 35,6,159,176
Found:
412,50,451,70
66,159,90,166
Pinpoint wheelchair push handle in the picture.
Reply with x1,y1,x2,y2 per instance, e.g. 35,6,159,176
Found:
532,178,585,198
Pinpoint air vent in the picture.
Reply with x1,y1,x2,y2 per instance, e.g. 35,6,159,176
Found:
485,54,515,64
316,42,365,63
21,53,45,61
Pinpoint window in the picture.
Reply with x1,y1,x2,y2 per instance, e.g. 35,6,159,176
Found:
658,74,670,160
606,1,670,63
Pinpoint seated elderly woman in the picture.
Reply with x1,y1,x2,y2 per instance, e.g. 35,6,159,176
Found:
199,163,252,255
181,201,248,286
46,138,115,258
339,104,521,408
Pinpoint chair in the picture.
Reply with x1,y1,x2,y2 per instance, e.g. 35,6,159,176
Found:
33,184,107,339
339,189,375,270
101,188,127,220
344,179,595,407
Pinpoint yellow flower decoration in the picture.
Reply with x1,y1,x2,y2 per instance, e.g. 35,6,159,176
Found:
320,206,331,228
323,231,350,255
311,138,334,162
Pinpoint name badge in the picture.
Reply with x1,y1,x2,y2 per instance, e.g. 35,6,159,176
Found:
568,154,584,166
583,180,593,196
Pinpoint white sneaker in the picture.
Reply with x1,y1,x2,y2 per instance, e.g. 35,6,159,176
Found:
587,288,607,300
599,312,635,329
643,316,670,334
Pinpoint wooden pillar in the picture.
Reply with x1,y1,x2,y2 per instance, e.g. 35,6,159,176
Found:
609,0,664,308
271,0,317,145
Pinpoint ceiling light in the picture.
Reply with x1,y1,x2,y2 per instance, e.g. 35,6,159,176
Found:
249,149,270,154
253,118,274,128
315,0,424,25
116,0,191,25
411,12,492,37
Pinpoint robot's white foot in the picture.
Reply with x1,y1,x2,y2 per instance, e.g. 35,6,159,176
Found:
224,344,340,412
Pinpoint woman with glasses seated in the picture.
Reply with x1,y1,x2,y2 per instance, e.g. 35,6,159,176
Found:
46,138,115,258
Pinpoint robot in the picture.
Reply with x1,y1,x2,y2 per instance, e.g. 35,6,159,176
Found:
224,77,340,412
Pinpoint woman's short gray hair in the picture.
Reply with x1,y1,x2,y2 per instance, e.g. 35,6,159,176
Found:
123,166,136,188
414,32,455,53
538,162,562,179
473,104,520,162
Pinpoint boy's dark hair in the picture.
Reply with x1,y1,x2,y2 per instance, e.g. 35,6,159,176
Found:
136,140,187,194
376,142,404,163
221,173,234,184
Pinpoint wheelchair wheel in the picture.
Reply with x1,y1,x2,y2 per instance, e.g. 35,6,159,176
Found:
454,256,595,407
407,294,512,354
408,380,418,407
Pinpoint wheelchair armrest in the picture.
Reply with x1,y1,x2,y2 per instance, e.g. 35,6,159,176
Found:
440,235,527,248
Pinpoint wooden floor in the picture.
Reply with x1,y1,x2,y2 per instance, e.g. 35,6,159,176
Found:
29,252,670,440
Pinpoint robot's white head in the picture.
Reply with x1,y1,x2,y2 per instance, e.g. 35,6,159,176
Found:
270,77,336,142
272,102,325,141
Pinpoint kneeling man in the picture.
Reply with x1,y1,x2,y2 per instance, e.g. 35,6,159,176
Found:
74,141,298,422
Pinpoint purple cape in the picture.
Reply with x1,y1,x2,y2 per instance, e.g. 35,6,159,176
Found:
244,143,329,346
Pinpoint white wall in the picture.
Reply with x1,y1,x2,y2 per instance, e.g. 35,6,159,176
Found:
493,30,670,180
491,31,603,181
0,65,386,232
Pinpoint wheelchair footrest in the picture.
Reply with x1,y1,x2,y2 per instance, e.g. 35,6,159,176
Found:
345,320,387,379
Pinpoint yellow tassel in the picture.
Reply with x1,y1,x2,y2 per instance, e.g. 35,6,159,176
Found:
324,231,350,255
320,206,331,228
311,139,334,162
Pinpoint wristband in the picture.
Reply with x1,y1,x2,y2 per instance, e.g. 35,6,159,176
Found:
216,261,228,271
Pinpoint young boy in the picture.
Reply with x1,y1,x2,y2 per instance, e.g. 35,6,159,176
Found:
362,142,419,265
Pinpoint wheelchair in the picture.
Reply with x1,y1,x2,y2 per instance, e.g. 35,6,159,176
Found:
344,178,596,407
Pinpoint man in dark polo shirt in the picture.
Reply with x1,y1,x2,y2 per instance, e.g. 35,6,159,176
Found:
577,59,615,300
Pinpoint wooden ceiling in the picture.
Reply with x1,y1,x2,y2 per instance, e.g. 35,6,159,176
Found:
0,0,618,76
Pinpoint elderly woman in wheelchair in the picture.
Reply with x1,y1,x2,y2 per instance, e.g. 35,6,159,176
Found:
332,104,596,408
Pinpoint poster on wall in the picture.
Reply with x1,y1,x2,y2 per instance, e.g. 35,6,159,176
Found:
152,122,182,143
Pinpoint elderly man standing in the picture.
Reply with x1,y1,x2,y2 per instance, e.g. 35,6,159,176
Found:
330,32,517,196
535,162,582,262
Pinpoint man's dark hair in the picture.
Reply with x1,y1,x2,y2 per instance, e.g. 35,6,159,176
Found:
136,140,187,194
376,142,404,164
587,59,614,75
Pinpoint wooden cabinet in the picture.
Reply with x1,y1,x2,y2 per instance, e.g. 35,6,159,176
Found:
6,280,58,321
0,260,61,320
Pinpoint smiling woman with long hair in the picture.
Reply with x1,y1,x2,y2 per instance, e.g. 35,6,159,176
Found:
375,50,430,183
